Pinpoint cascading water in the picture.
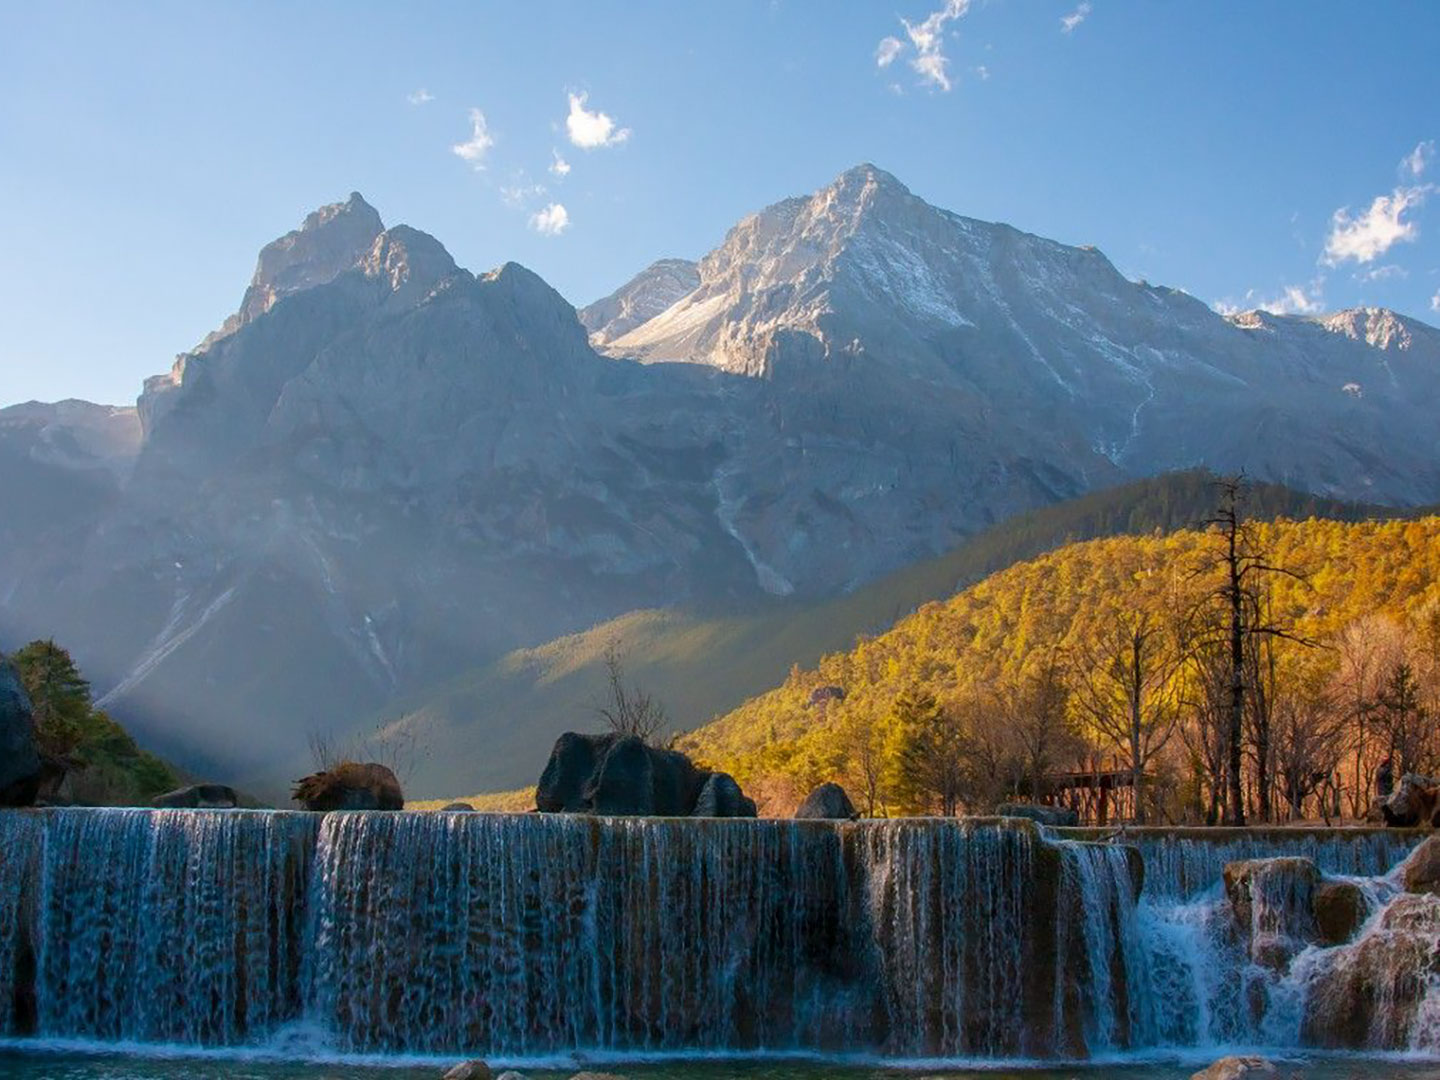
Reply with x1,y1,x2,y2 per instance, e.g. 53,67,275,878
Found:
0,808,1426,1063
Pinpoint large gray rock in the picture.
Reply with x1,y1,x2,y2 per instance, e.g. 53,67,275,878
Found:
0,661,42,807
536,732,747,817
691,772,757,818
441,1061,490,1080
794,782,858,820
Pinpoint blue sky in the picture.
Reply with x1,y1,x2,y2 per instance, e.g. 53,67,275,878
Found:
2,0,1437,406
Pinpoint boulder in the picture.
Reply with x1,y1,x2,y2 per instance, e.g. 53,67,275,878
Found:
534,732,739,817
1190,1057,1276,1080
691,772,757,817
794,782,858,820
1381,773,1440,827
0,660,42,807
1401,835,1440,894
441,802,476,812
1223,857,1320,971
1313,879,1369,945
292,762,403,811
442,1062,491,1080
995,803,1079,827
153,783,239,809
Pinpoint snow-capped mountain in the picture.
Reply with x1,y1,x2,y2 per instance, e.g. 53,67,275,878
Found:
2,167,1438,794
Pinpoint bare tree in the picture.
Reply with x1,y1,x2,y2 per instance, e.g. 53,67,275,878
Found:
594,646,668,743
1190,475,1312,825
1270,656,1346,821
1070,609,1179,824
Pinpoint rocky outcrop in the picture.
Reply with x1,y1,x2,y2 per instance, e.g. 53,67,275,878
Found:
0,661,42,806
1381,773,1440,827
441,1061,491,1080
535,732,754,817
1302,892,1440,1048
794,782,858,820
292,762,403,811
153,783,239,809
996,803,1079,827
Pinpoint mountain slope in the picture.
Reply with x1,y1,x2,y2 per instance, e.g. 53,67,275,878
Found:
385,471,1394,798
578,258,699,345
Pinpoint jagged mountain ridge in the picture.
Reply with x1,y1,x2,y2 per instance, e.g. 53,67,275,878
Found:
1,167,1438,794
578,258,700,345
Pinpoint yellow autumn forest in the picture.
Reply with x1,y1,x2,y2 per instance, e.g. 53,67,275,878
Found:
680,514,1440,823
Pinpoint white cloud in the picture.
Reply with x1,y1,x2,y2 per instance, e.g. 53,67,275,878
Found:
974,64,991,81
549,149,572,177
1061,2,1092,33
1432,289,1440,313
1356,264,1407,283
1216,280,1326,317
876,0,971,92
451,108,495,169
1403,140,1435,179
500,179,546,208
1323,185,1429,265
407,88,434,106
566,92,630,149
530,203,570,236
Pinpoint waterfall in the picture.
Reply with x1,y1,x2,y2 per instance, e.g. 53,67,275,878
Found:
0,808,1426,1062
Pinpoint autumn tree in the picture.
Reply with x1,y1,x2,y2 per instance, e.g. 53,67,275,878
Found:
1070,609,1178,823
888,689,970,816
12,638,91,755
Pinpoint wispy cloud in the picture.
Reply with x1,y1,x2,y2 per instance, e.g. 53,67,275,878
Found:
549,149,572,178
1403,140,1435,179
876,0,971,93
500,179,547,207
1060,2,1092,33
566,92,630,149
1356,264,1407,283
1432,288,1440,313
451,109,494,169
407,88,434,106
530,203,571,236
1323,143,1435,265
1217,280,1326,317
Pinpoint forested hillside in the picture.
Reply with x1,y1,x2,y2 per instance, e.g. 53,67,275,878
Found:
389,471,1386,797
680,515,1440,821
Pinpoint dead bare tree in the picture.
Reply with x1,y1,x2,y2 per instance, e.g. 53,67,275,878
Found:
1189,475,1313,825
594,646,668,744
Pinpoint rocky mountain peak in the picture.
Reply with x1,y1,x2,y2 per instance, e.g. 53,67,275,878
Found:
361,225,461,300
578,258,701,345
197,192,386,350
1318,307,1419,352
